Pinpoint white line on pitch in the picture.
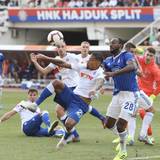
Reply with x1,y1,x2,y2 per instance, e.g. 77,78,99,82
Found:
128,155,160,160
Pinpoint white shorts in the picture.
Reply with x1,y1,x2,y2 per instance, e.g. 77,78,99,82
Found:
138,90,152,110
106,91,139,121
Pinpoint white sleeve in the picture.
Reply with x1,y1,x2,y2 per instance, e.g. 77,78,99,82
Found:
48,63,57,69
96,68,105,79
13,104,23,113
71,63,87,72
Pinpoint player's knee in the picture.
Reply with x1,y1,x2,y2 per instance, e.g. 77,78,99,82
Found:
116,119,127,133
105,117,116,129
52,79,64,90
146,107,155,113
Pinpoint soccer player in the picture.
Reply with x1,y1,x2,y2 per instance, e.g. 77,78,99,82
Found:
136,47,160,144
0,52,4,108
103,38,139,160
0,88,64,137
77,41,91,64
31,41,106,142
117,43,155,146
21,52,106,149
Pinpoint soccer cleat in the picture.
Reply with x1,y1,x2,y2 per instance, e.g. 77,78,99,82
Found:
113,135,134,146
54,128,65,138
56,136,67,150
66,134,80,143
112,137,120,144
20,101,37,112
48,120,59,135
138,135,154,145
113,151,127,160
115,143,120,152
127,135,134,146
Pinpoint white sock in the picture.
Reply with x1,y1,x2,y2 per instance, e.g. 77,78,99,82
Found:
60,114,67,121
119,130,128,152
140,112,154,137
128,116,136,141
110,124,118,135
46,82,55,93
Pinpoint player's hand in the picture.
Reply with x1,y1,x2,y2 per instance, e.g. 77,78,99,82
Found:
89,91,99,100
30,53,37,63
36,54,46,60
104,71,115,78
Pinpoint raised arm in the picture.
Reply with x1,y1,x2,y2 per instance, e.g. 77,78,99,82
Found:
105,59,137,78
30,53,72,69
30,53,53,75
0,110,17,123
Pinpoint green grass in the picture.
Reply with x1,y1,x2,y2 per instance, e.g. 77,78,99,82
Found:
0,89,160,160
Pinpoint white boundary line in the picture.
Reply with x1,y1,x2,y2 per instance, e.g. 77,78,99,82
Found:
128,155,160,160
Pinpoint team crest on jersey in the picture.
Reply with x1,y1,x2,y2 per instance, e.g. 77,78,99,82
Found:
76,109,83,118
80,72,93,80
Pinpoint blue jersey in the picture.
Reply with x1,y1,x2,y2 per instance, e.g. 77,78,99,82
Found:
103,51,139,95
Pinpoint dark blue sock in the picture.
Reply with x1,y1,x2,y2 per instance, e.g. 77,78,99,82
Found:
41,112,51,127
71,129,79,138
90,107,105,121
36,88,52,105
64,131,72,140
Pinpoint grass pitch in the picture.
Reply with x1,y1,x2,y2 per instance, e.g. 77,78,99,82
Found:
0,89,160,160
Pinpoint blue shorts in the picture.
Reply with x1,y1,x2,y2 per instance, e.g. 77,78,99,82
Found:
54,86,76,110
23,114,42,136
54,85,89,123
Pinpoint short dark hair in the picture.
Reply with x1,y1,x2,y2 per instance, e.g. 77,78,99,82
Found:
91,52,104,63
28,88,38,94
147,47,156,55
125,42,136,49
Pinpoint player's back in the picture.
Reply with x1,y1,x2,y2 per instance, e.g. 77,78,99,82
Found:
103,51,139,94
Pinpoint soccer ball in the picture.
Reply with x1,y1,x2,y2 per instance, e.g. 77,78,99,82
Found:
47,30,64,46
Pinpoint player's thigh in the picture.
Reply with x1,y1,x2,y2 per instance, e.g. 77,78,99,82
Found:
138,90,152,110
67,104,85,124
119,91,139,121
106,94,121,120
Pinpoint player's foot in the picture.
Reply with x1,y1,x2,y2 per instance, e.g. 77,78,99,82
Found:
48,120,59,135
138,135,154,145
56,136,67,150
66,134,80,143
115,143,120,152
113,135,134,146
113,151,127,160
112,137,120,144
54,127,65,138
148,136,155,144
127,135,134,146
20,101,37,112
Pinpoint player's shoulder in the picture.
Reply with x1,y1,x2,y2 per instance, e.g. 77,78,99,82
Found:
103,56,113,63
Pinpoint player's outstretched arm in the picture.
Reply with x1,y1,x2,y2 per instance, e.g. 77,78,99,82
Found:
0,110,17,123
30,53,53,75
40,56,72,69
